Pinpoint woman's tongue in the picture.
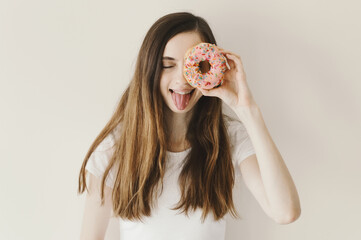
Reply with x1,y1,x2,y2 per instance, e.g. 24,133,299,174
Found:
171,91,191,110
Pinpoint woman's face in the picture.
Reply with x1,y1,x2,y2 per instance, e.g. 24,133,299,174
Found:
159,31,203,113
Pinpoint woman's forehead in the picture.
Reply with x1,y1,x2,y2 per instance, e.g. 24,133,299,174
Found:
163,32,203,61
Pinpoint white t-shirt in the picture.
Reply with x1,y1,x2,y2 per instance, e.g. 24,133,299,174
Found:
85,117,256,240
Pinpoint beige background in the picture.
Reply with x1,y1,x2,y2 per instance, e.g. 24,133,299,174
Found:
1,0,360,239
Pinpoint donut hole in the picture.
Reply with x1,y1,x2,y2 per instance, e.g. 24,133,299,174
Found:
199,60,211,74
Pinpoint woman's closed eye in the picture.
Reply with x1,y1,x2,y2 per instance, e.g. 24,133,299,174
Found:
162,65,174,69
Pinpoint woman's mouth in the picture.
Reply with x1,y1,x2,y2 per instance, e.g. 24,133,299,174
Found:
169,88,195,110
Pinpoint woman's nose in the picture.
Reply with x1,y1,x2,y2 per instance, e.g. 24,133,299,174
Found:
175,63,189,85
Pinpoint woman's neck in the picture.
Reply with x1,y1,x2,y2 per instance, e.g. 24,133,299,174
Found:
164,107,193,150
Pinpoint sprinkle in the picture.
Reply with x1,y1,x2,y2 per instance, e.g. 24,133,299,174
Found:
183,42,226,88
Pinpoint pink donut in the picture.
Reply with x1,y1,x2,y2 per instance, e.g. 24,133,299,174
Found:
183,43,228,90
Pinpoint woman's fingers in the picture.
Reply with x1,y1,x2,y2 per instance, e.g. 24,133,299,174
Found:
216,46,246,80
216,47,242,70
225,53,243,72
223,53,236,70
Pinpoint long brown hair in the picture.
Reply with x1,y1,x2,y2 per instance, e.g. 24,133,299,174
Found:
78,11,240,223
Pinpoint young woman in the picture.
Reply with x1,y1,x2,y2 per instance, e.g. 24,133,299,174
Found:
78,12,301,240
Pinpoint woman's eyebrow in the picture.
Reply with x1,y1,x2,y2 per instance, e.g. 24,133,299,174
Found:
162,56,176,61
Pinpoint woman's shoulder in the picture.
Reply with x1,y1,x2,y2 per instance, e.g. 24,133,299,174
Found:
222,114,250,144
95,123,122,152
223,114,246,131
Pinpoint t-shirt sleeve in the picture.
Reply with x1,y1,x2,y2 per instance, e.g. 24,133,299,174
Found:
85,131,118,188
227,119,256,176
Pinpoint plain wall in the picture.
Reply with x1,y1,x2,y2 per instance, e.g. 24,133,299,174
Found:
1,0,360,239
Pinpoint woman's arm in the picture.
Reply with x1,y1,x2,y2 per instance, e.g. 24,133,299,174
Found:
80,172,113,240
197,48,301,224
236,105,301,224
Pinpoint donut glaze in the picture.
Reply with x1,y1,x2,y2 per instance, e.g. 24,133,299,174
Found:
183,43,228,89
